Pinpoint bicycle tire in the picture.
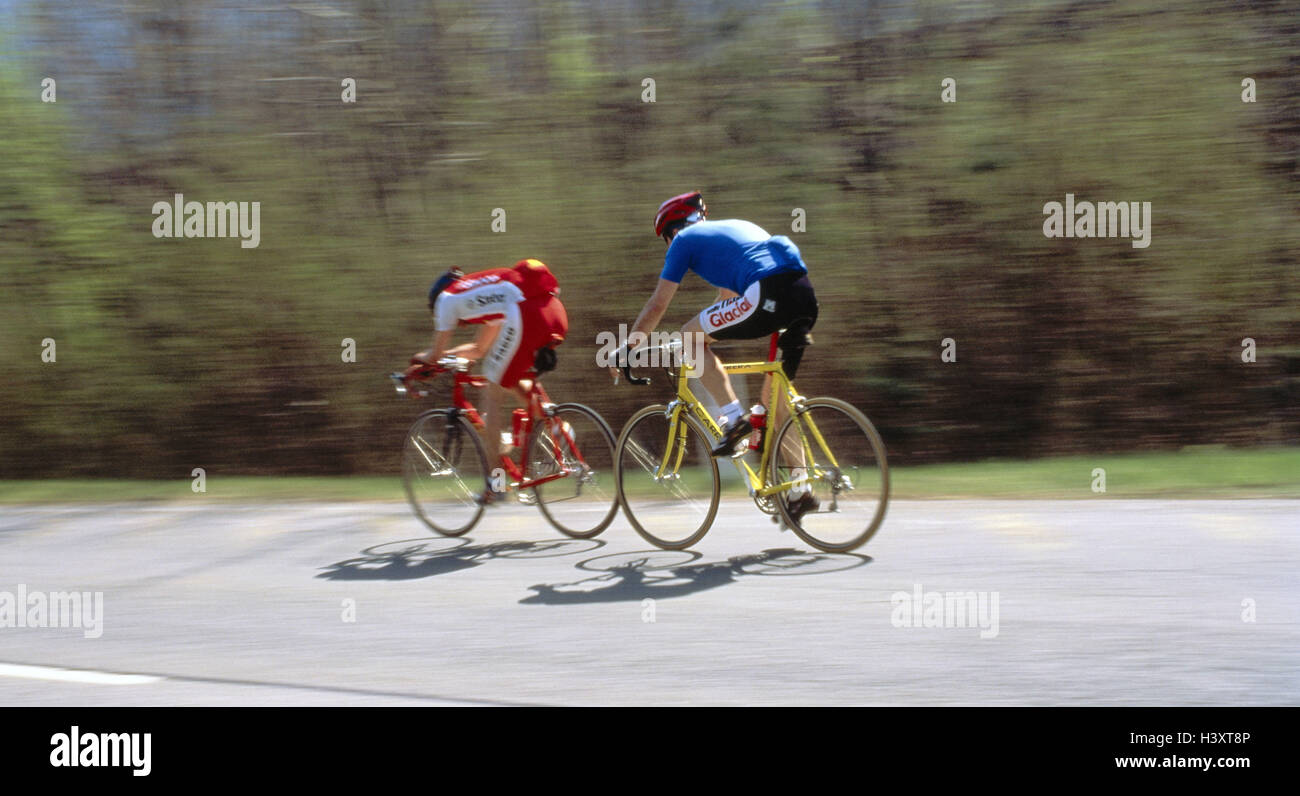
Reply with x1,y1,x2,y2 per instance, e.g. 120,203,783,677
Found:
402,408,489,536
528,402,620,538
614,404,721,550
769,396,889,552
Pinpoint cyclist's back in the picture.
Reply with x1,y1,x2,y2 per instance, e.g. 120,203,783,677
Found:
432,268,525,331
662,219,807,296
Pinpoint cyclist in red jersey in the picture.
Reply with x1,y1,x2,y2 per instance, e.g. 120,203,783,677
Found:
409,259,567,504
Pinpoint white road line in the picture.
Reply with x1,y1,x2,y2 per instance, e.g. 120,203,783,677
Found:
0,662,162,685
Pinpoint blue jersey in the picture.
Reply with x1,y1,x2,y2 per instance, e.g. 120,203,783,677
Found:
659,219,807,295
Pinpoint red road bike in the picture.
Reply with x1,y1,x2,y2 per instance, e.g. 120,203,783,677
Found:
390,357,618,538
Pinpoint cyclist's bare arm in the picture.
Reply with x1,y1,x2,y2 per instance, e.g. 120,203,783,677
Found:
715,287,738,302
446,323,500,361
611,278,680,383
631,278,679,337
411,329,455,366
412,324,498,365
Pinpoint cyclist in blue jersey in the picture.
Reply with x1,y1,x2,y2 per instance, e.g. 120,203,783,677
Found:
622,192,820,516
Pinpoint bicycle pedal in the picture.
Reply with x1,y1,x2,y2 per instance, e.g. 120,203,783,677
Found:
516,491,537,506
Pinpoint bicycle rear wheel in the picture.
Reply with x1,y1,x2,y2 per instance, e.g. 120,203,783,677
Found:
769,397,889,552
402,409,488,536
527,403,619,538
615,404,720,550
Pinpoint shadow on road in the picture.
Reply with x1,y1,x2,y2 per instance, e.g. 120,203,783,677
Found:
520,547,871,605
317,537,606,581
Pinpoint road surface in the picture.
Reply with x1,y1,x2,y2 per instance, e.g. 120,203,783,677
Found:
0,499,1296,705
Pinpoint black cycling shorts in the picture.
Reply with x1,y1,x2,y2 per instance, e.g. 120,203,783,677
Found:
696,271,818,378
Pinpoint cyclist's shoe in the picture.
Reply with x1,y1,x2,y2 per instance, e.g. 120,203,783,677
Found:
784,492,819,528
476,487,508,508
710,417,753,457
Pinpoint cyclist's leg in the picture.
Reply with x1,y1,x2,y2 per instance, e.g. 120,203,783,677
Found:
481,383,509,473
493,295,564,438
770,315,816,424
771,276,819,499
507,294,565,403
688,282,783,454
696,271,819,492
774,322,813,495
680,317,736,409
683,281,764,411
695,272,817,408
479,304,526,496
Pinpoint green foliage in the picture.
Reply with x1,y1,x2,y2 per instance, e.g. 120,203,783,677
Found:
0,0,1296,477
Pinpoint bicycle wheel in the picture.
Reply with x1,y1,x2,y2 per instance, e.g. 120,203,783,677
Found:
527,403,620,539
615,404,720,550
402,409,489,536
769,397,889,552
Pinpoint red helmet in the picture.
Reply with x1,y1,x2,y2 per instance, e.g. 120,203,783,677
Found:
654,191,707,241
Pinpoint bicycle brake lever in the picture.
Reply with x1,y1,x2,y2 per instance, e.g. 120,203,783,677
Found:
621,364,651,386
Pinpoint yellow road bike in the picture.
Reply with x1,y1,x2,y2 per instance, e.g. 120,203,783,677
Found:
613,336,888,552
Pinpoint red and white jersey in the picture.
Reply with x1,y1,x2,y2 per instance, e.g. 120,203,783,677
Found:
432,268,526,332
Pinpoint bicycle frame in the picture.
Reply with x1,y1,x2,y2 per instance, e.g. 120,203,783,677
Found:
659,353,841,500
420,369,586,492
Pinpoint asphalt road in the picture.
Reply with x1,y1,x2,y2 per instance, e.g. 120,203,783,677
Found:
0,499,1296,705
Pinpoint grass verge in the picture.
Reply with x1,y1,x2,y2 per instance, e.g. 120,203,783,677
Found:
0,447,1295,503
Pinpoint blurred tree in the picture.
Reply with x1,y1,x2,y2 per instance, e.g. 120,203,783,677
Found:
0,0,1296,476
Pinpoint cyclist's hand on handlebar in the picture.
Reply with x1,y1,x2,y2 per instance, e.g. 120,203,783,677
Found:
409,350,437,366
403,362,434,381
608,345,628,385
610,345,652,386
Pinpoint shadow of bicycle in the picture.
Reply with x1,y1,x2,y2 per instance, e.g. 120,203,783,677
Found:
519,547,871,605
317,537,606,581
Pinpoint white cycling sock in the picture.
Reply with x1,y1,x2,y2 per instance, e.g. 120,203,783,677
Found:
719,401,744,425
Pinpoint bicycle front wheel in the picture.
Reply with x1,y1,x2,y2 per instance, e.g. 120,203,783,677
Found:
769,397,889,552
402,409,488,536
527,403,620,539
615,404,720,550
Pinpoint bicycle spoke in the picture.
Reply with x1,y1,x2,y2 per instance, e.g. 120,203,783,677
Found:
410,435,459,481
